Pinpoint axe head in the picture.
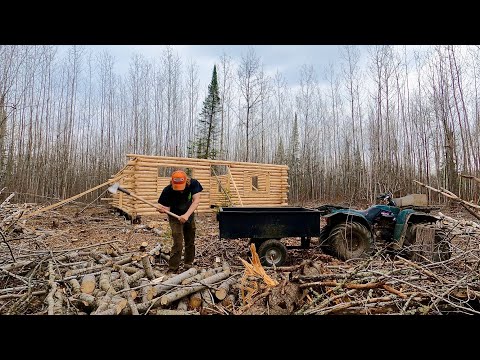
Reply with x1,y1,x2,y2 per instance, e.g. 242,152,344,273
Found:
107,182,120,194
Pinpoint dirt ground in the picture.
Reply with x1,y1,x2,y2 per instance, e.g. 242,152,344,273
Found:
19,199,478,259
19,202,325,269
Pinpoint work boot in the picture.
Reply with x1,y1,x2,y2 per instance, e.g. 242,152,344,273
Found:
183,263,194,270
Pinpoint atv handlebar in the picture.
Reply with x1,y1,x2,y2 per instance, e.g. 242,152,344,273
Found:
377,192,397,206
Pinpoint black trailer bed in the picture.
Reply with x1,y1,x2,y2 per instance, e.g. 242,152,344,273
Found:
216,206,321,240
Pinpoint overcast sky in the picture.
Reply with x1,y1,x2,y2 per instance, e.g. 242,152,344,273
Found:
85,45,362,87
75,45,433,93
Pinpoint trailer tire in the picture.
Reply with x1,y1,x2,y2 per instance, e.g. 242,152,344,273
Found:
257,239,288,267
328,222,372,260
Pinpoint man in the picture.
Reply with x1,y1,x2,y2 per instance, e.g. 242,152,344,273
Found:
157,170,203,273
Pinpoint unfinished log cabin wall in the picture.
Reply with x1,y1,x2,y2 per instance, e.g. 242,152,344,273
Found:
108,154,289,218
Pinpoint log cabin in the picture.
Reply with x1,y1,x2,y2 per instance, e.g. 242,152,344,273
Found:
107,154,289,218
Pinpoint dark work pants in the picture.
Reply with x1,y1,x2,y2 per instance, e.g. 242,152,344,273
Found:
168,214,196,270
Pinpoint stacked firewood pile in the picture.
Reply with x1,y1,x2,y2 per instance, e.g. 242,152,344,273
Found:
1,193,480,315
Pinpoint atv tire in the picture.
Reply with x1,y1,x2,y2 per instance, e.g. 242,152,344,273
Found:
319,226,334,255
326,222,373,261
404,223,452,262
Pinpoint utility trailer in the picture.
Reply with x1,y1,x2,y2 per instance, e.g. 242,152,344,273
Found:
216,206,321,267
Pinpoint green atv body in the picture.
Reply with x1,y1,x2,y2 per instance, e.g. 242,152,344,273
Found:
317,194,451,262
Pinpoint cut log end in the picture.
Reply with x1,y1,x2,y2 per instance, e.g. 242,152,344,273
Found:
80,274,96,294
215,288,228,301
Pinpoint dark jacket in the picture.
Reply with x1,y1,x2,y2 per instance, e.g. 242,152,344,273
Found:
158,179,203,221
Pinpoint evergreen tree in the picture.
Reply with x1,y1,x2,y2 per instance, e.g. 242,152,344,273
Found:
195,65,221,159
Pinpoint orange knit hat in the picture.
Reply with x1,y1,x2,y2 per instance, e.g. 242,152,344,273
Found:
171,170,187,191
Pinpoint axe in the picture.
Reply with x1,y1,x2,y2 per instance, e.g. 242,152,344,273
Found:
107,183,181,220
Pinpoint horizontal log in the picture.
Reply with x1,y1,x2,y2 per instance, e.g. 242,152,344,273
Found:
215,276,239,301
70,293,96,307
160,269,231,306
155,309,199,315
95,307,119,316
0,260,33,272
181,267,223,285
127,154,288,169
152,268,198,295
111,270,146,291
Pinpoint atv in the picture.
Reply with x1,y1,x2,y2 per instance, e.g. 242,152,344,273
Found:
317,193,452,262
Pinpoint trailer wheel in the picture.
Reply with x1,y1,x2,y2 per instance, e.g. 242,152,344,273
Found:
328,222,372,260
257,239,288,267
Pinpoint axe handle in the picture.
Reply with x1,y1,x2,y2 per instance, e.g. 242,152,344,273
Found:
118,187,181,220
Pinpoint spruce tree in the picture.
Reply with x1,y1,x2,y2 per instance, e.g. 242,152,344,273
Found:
195,65,221,159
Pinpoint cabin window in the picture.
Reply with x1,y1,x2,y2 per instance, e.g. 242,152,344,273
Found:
252,176,259,191
244,171,269,195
